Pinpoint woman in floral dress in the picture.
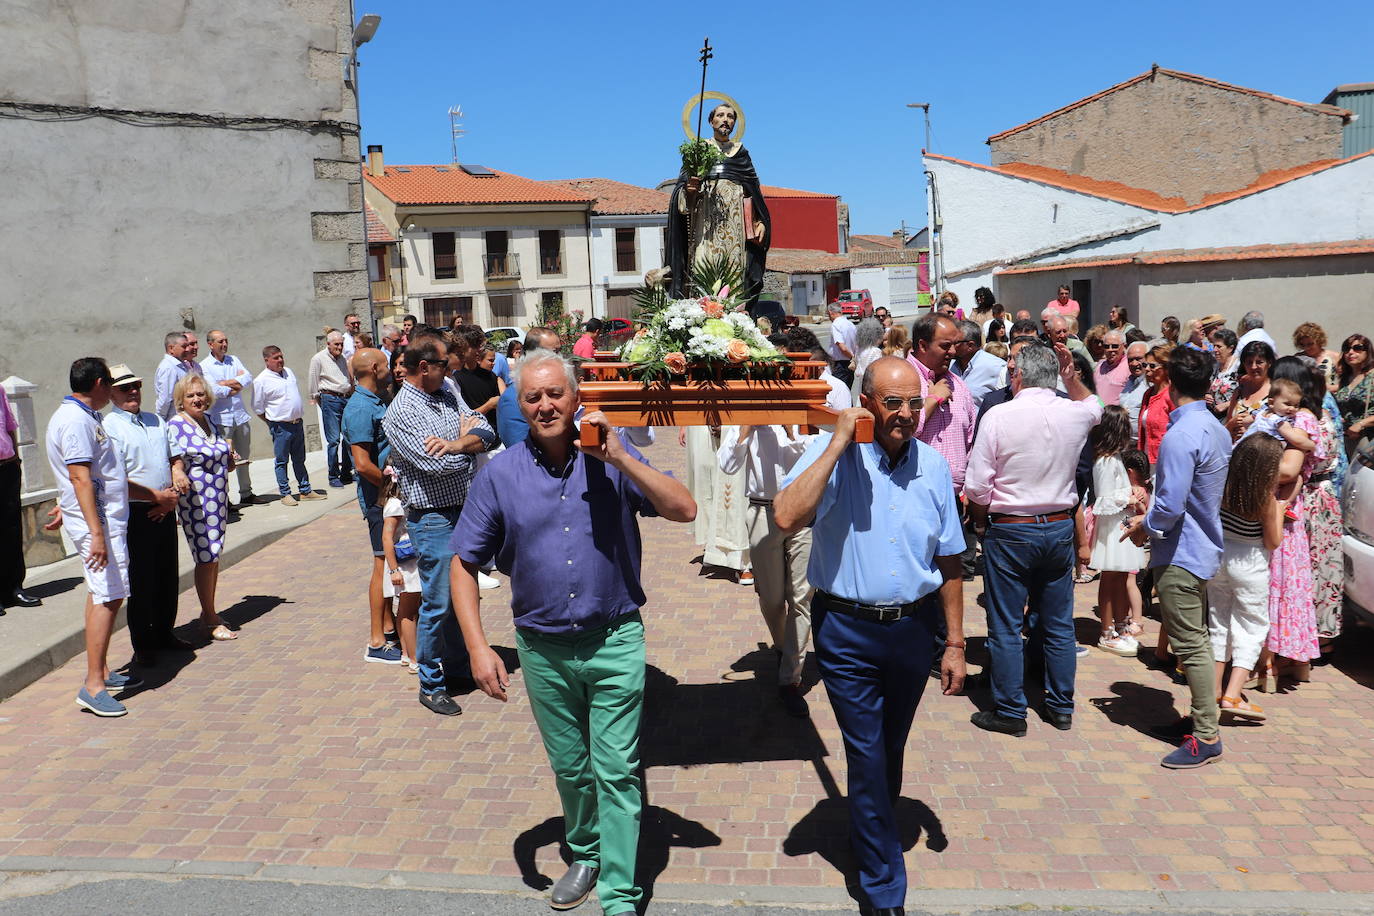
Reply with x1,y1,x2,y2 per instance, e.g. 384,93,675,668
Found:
1261,359,1325,686
168,374,237,641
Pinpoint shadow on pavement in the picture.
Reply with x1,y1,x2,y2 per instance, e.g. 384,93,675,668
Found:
1331,623,1374,690
1089,679,1180,740
25,576,83,601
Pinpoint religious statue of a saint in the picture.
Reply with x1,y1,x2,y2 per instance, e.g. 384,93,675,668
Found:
666,101,771,305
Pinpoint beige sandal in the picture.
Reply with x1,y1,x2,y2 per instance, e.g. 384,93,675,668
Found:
1219,695,1265,721
208,623,239,641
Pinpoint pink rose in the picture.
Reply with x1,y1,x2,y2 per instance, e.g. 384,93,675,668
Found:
664,352,688,374
725,338,750,364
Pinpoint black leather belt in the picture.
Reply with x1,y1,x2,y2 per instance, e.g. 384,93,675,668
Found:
990,510,1073,524
814,589,931,623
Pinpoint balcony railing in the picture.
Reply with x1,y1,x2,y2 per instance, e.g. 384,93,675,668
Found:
484,252,521,279
539,253,563,275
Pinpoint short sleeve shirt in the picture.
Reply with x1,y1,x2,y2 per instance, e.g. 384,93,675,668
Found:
46,398,129,541
342,386,390,509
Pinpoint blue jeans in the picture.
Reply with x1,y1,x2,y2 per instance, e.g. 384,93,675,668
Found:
267,420,310,496
813,596,939,909
319,393,353,483
409,507,469,693
982,517,1077,718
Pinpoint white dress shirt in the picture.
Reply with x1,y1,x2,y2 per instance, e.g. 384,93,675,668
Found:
827,317,857,363
820,367,852,410
250,368,304,422
717,425,811,499
1235,327,1277,357
154,354,189,420
201,354,253,427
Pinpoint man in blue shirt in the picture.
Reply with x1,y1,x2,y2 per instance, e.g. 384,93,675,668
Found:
494,327,560,449
450,350,695,916
1123,346,1231,769
343,348,401,665
775,356,966,916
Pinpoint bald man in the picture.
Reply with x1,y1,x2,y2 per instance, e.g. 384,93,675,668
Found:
343,347,401,664
776,357,965,915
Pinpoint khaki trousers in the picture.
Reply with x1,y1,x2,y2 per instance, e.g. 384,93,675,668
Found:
747,501,813,685
1156,564,1219,741
226,420,255,500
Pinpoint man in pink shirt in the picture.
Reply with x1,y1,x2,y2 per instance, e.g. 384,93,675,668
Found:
907,313,979,578
964,342,1101,736
1094,329,1132,405
1046,285,1080,318
572,318,602,360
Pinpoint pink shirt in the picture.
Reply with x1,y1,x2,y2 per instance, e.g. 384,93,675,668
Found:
906,354,977,492
572,334,597,360
1046,298,1080,318
1095,356,1132,405
0,388,16,461
964,387,1103,515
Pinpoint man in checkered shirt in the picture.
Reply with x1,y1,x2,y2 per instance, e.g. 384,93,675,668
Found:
383,330,495,716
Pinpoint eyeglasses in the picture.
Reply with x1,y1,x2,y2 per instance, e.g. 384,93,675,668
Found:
1102,343,1122,350
115,383,143,392
1143,362,1160,370
879,396,925,413
1349,344,1369,353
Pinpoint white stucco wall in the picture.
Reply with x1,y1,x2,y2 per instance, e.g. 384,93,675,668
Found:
0,0,366,465
589,217,667,316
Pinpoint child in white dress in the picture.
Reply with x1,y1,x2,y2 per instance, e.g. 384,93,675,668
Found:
1089,406,1147,656
380,467,421,673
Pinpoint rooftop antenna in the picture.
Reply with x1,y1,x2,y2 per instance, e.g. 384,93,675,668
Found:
449,105,465,165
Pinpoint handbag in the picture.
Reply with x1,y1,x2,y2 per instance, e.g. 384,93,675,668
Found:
393,533,417,562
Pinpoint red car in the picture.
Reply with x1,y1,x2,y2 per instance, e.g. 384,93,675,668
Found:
605,317,636,341
836,289,873,321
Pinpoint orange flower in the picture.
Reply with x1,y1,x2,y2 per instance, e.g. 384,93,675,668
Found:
634,327,648,338
663,352,688,374
725,338,750,363
701,299,725,319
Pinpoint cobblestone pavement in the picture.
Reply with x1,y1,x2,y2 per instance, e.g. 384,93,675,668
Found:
1,438,1373,905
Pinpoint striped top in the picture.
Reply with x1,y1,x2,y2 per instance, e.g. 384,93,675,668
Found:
1220,507,1264,543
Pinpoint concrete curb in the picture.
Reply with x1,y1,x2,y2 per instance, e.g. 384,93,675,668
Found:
0,858,1371,913
0,452,351,702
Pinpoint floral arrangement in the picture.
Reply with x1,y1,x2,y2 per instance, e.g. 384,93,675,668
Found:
618,286,787,382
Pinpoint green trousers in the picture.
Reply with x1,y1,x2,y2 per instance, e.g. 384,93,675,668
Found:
1155,565,1220,742
517,612,645,916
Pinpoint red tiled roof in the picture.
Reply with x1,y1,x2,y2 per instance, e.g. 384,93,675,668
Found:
364,203,394,243
546,178,669,215
988,66,1351,144
761,185,839,199
364,165,594,206
850,234,904,250
926,150,1374,213
995,239,1374,275
766,248,852,274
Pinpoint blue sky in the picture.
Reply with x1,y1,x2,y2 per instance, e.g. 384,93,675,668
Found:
356,0,1369,237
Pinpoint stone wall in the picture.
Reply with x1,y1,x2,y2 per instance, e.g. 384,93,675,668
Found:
990,71,1345,204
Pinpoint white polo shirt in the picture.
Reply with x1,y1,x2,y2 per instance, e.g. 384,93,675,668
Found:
46,397,129,541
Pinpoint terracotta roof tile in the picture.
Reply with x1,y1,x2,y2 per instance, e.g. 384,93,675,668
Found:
364,203,394,243
988,66,1350,144
926,149,1374,213
766,248,852,274
761,185,839,199
996,239,1374,275
364,165,594,207
546,178,669,215
850,234,904,250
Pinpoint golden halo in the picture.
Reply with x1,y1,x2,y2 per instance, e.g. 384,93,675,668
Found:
682,91,745,143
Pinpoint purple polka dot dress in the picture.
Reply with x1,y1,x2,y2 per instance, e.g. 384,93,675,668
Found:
168,415,231,564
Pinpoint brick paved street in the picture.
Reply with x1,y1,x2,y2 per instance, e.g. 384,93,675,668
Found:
2,438,1373,907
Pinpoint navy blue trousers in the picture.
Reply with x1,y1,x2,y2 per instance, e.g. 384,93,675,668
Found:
814,596,939,909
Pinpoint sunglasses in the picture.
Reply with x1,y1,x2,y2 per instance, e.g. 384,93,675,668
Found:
879,396,925,413
1348,344,1369,353
1143,362,1160,370
115,383,143,392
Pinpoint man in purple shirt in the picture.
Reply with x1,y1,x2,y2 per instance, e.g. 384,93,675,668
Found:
1123,346,1231,769
449,350,695,916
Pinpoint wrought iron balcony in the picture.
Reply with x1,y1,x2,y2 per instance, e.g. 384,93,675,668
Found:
484,252,521,279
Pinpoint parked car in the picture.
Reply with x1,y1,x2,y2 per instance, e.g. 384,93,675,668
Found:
836,289,874,321
1343,438,1374,629
485,326,522,345
747,299,799,333
604,317,636,342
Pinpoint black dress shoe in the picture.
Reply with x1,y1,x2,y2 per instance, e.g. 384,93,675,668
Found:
5,589,41,608
1043,710,1073,731
871,908,904,916
419,689,462,716
778,684,810,719
550,863,598,910
971,710,1027,737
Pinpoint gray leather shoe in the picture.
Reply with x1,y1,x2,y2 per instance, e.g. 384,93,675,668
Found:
549,863,598,910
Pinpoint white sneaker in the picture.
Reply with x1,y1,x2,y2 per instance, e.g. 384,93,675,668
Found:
1098,633,1139,657
477,571,500,590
